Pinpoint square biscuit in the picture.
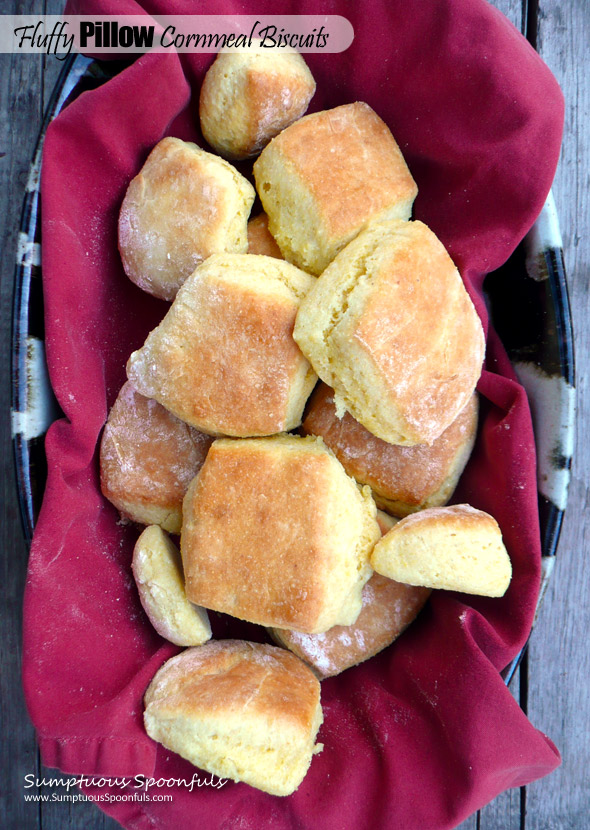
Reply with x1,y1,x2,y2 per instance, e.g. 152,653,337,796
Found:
253,102,418,274
118,137,255,300
144,641,323,796
181,435,380,633
293,219,485,446
200,50,316,160
126,253,317,437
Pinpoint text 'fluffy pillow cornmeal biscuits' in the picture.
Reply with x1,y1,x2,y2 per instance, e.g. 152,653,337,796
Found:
126,254,317,438
253,102,418,274
118,137,255,301
181,434,381,633
144,641,323,796
293,219,485,446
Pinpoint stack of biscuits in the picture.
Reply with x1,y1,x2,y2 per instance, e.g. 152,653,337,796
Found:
101,47,512,797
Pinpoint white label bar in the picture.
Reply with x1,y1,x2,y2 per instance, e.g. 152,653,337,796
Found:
0,15,354,58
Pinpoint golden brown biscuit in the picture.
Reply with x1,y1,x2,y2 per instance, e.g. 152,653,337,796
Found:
301,383,478,516
132,526,211,647
199,50,316,160
371,504,512,597
247,213,283,259
293,219,485,446
118,137,255,300
271,573,431,679
253,102,418,274
270,512,431,678
144,641,323,796
126,254,317,437
181,434,380,633
100,381,213,533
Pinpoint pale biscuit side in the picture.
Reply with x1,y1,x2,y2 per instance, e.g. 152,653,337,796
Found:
144,641,323,796
132,526,211,647
371,504,512,597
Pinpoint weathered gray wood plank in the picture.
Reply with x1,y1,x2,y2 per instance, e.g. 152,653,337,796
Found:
489,0,523,30
478,664,523,830
0,29,45,830
519,0,590,828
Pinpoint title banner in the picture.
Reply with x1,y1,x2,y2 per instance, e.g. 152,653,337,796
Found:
1,15,354,59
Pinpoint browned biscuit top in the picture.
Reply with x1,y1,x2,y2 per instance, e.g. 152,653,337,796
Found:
353,223,484,443
182,440,339,630
126,254,316,437
145,640,320,732
100,381,213,530
302,383,478,510
262,102,417,239
118,137,254,300
199,51,316,160
247,213,283,259
181,435,377,633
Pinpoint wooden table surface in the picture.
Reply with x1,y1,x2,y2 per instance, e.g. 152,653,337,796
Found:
1,1,587,828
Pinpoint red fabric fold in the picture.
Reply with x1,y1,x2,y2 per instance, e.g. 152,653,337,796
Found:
24,0,564,827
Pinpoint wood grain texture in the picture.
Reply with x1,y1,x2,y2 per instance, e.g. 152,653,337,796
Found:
489,0,523,28
0,38,44,830
523,1,590,828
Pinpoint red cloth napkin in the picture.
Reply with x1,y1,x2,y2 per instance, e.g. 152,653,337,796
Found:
24,0,564,827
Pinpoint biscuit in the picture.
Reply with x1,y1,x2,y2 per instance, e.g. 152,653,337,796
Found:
144,641,323,796
270,512,431,678
100,381,213,533
371,504,512,597
199,50,316,159
126,254,317,437
132,526,211,647
301,383,478,516
247,213,283,259
118,137,255,300
253,102,418,274
293,219,485,446
181,434,380,633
